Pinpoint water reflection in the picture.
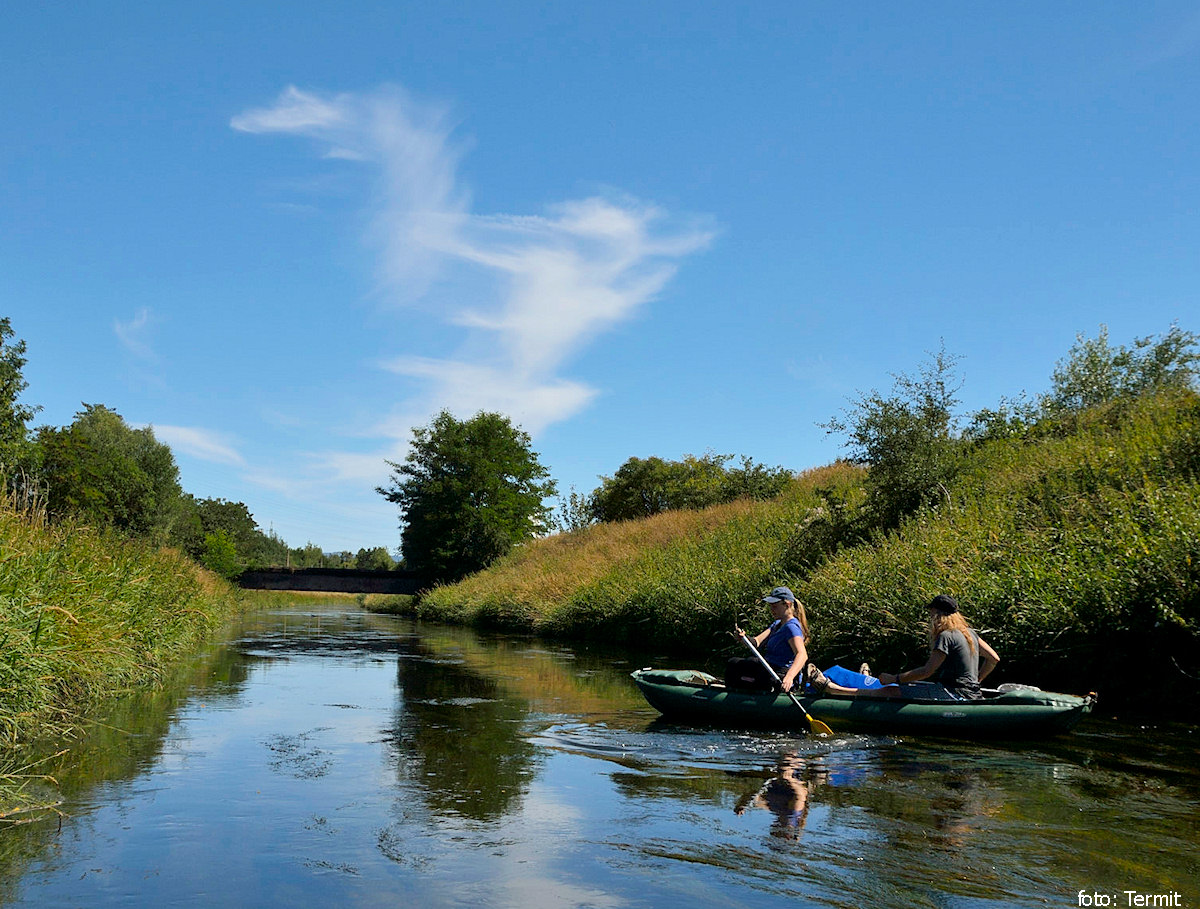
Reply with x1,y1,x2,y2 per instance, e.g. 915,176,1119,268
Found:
733,752,815,840
388,640,538,821
1,606,1196,909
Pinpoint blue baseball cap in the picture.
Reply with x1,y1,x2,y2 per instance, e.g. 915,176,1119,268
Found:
762,586,796,603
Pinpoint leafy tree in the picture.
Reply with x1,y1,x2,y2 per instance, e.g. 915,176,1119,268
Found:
1042,323,1199,415
588,452,792,523
355,546,397,570
0,317,40,476
38,405,185,540
965,394,1039,444
289,542,327,568
589,456,676,521
176,496,289,568
377,410,557,584
201,529,244,579
823,344,964,528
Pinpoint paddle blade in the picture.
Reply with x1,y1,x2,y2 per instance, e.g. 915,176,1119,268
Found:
808,716,834,736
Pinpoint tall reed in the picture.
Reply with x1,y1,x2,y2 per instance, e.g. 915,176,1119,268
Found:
0,488,244,817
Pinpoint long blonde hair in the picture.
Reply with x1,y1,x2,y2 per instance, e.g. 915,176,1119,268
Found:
929,610,976,655
788,599,811,644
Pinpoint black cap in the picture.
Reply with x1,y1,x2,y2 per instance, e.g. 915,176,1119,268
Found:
929,594,959,615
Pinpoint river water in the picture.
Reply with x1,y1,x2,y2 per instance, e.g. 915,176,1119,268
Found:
1,604,1197,909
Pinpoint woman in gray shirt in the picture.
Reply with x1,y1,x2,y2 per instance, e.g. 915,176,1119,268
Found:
877,595,1000,699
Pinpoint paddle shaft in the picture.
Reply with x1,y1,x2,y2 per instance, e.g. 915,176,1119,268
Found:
737,632,832,736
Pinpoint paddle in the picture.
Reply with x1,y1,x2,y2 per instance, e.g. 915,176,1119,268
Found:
738,632,833,736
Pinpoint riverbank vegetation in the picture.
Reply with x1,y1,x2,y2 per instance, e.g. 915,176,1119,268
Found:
409,326,1200,711
0,498,246,749
0,492,250,820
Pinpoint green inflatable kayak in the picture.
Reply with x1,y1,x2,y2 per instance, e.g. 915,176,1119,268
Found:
631,668,1095,738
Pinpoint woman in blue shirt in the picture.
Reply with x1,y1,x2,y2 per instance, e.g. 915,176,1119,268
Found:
729,586,810,692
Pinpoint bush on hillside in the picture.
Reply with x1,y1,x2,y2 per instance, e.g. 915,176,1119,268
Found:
587,452,793,524
822,344,964,529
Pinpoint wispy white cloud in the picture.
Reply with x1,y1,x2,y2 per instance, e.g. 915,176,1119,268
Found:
378,355,598,436
230,85,349,134
234,84,469,301
150,425,246,466
114,307,158,362
233,83,712,470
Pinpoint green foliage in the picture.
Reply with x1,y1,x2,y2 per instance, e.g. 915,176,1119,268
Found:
355,546,397,571
0,318,39,474
200,530,244,579
799,388,1200,692
377,410,557,584
588,452,792,522
554,485,596,533
175,496,288,571
1042,323,1199,416
289,542,327,568
419,463,865,647
37,406,185,542
0,495,243,750
824,344,964,528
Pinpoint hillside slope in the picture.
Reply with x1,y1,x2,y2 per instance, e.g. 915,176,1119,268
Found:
416,390,1200,708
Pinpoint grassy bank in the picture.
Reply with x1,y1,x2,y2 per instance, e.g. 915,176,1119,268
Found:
415,390,1200,710
0,500,247,760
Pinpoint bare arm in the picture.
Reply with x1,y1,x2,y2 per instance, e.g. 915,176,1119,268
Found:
780,636,807,692
879,649,946,686
733,625,774,649
978,637,1000,683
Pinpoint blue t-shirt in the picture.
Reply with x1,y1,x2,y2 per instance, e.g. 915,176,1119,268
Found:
762,617,804,669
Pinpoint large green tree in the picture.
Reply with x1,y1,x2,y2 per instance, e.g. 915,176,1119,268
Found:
355,546,397,570
377,411,557,584
38,404,185,540
175,495,289,569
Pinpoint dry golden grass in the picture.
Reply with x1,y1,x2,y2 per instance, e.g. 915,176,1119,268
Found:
420,461,866,629
428,497,768,612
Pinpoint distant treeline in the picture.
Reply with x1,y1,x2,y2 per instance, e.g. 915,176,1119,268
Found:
0,318,396,579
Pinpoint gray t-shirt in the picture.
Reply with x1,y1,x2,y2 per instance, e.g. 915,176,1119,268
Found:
933,629,981,696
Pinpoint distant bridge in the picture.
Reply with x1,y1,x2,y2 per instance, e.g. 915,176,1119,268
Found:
237,567,423,595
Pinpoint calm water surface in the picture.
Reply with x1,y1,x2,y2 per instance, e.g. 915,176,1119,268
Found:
2,604,1197,908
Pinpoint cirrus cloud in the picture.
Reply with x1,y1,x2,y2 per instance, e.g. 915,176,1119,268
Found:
234,84,713,441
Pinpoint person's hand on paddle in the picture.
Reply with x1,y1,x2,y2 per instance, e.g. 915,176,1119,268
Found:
779,666,800,693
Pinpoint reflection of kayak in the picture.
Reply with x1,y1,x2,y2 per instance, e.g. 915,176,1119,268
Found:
631,668,1095,738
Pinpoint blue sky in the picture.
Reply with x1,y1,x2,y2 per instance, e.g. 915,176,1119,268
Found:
4,3,1198,553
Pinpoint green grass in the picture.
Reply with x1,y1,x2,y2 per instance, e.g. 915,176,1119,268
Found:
0,497,248,818
417,391,1200,710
